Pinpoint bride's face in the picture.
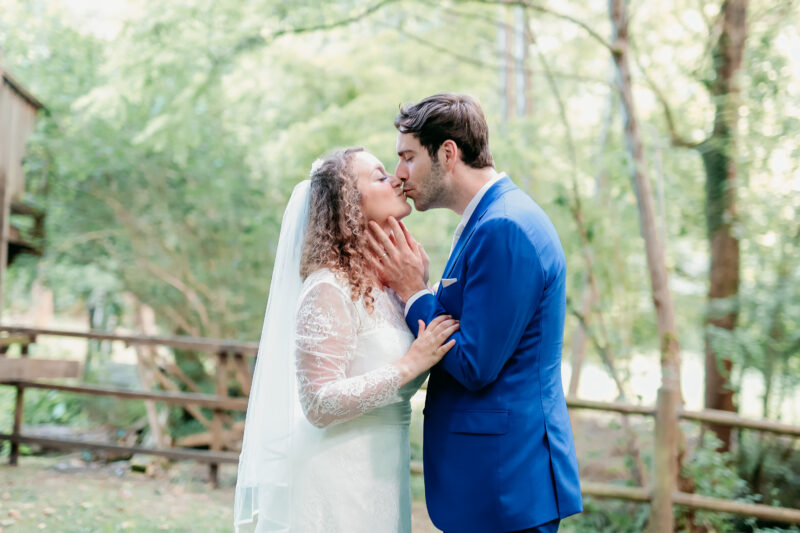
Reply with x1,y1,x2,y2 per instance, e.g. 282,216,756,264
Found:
353,151,412,226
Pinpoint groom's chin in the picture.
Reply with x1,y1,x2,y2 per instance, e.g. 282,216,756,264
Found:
412,200,430,212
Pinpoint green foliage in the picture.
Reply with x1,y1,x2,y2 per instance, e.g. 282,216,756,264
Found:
736,432,800,514
22,389,88,426
561,496,649,532
678,433,758,532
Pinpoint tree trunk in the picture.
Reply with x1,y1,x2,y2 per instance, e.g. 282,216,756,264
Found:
701,0,748,452
608,0,682,530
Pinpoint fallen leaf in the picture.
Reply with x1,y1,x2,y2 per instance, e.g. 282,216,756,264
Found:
7,509,22,520
1,492,9,500
43,507,55,516
38,523,46,530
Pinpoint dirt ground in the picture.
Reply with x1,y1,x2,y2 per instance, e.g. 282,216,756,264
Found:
0,455,439,533
0,414,645,532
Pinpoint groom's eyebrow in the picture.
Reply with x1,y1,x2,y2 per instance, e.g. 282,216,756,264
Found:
397,149,413,157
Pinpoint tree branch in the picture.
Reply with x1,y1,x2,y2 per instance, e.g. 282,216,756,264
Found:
630,51,705,149
459,0,614,52
387,25,610,86
231,0,401,56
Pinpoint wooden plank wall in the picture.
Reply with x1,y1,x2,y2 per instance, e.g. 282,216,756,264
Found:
0,66,42,318
0,71,39,203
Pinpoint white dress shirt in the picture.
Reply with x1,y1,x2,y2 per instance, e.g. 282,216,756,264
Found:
404,173,506,316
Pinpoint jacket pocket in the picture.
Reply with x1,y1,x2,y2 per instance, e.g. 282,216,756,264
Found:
449,409,509,435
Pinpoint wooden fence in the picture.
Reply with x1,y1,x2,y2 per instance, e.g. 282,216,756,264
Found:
0,326,256,487
1,325,799,529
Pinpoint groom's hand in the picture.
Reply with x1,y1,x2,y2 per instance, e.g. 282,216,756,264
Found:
367,217,427,302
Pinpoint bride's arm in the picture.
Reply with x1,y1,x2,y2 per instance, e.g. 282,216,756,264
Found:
295,281,403,428
295,281,458,428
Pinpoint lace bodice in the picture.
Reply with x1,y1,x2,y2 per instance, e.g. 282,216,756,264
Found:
295,269,417,428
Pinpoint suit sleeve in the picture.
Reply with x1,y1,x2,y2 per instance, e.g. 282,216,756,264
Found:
405,218,545,392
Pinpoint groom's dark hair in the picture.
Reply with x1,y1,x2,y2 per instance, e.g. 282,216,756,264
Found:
394,93,494,169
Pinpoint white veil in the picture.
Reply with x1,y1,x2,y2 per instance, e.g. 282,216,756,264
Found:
234,180,313,532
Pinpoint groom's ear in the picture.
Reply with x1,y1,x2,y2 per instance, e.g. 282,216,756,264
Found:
440,139,459,171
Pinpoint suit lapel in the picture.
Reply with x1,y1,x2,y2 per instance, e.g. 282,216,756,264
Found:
442,177,516,279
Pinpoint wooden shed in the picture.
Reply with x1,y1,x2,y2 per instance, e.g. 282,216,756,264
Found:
0,59,45,315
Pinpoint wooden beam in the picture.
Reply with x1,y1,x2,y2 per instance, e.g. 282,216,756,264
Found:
673,491,800,525
0,334,34,346
567,397,655,416
0,433,238,464
582,481,651,503
0,380,248,410
0,325,258,355
176,422,244,448
1,69,45,110
679,408,800,437
0,358,81,379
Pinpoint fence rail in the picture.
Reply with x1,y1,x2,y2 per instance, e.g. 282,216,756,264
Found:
1,325,799,528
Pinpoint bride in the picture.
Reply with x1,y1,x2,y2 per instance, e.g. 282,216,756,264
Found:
234,147,459,532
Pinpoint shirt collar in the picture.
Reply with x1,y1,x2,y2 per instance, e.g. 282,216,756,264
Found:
458,172,506,229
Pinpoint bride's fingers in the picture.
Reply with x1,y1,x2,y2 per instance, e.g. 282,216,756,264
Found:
369,221,398,256
398,220,417,250
366,253,385,274
417,319,427,336
430,316,457,333
435,323,459,343
366,231,387,257
387,217,412,254
426,315,452,332
436,339,457,356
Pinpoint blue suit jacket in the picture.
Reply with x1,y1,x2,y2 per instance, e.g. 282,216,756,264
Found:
406,177,582,532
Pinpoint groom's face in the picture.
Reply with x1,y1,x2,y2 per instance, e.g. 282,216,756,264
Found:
395,133,448,212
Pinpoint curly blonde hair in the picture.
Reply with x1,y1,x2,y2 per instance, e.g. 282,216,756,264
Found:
300,147,377,312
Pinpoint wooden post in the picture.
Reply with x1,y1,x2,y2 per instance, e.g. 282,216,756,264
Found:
9,384,24,465
0,166,8,322
650,386,679,532
209,350,228,488
232,352,252,397
9,338,31,465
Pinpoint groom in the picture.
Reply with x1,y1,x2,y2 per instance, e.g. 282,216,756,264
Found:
370,93,582,532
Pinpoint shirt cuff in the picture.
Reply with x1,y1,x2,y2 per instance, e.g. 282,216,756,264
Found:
404,289,433,317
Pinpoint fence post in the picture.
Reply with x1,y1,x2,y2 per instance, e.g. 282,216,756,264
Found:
8,339,32,466
9,384,24,465
649,385,679,532
209,350,228,488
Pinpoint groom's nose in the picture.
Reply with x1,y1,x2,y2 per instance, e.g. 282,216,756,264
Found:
395,160,409,181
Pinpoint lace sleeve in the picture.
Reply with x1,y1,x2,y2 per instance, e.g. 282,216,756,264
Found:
295,279,403,428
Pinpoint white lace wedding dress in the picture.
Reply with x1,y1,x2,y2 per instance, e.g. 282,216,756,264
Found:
290,268,422,533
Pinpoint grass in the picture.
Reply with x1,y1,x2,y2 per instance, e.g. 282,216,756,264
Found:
0,456,235,532
0,456,439,533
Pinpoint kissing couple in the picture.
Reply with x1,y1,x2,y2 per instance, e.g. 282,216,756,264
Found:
234,93,582,533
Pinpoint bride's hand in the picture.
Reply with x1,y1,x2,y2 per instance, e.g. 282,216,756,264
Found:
394,315,459,385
